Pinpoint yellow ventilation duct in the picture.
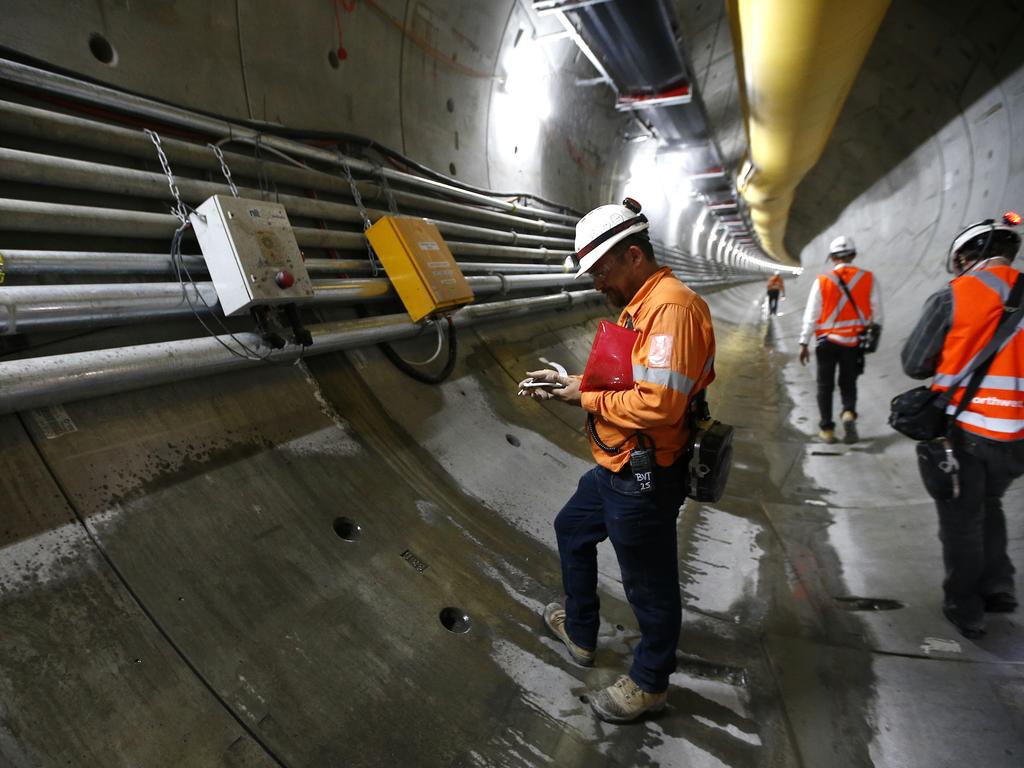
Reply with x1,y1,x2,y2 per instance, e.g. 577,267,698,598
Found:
728,0,890,263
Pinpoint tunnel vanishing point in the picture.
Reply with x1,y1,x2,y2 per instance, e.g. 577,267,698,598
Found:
0,1,1022,766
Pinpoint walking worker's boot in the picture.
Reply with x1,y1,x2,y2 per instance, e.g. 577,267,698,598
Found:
543,603,595,667
589,675,667,724
818,428,838,444
841,410,858,444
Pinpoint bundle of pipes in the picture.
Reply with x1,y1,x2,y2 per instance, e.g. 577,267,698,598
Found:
0,58,765,412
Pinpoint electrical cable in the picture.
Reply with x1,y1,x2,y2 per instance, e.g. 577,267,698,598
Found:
378,314,456,384
395,318,445,366
355,303,457,384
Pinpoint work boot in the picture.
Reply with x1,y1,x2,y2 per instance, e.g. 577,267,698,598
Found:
542,603,594,667
984,592,1018,613
589,675,667,724
942,605,985,639
841,410,858,444
818,428,837,444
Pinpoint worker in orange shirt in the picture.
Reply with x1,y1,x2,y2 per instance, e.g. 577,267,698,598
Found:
901,214,1024,639
798,235,883,444
519,198,716,724
766,272,785,315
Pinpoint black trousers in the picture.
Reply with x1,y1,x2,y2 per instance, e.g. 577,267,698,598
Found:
814,340,862,429
936,433,1024,626
767,290,780,314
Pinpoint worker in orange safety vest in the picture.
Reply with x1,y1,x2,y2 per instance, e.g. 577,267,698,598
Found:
901,213,1024,639
766,272,785,315
798,235,884,444
517,197,716,724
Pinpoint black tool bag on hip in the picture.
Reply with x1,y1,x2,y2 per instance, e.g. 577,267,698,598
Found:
902,274,1024,500
835,273,881,353
684,390,734,503
888,386,950,440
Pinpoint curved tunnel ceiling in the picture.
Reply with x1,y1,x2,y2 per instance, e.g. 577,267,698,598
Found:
0,1,1023,766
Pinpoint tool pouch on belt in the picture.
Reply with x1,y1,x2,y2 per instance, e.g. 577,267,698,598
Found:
916,437,960,501
684,391,734,503
580,320,639,392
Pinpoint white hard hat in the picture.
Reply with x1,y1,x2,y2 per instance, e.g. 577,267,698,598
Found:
828,235,856,257
573,197,649,278
946,212,1022,273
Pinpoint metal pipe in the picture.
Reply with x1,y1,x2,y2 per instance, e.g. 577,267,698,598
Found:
0,290,603,414
0,198,566,260
0,273,589,334
0,251,572,278
0,59,578,226
0,148,574,250
0,98,575,237
0,283,219,335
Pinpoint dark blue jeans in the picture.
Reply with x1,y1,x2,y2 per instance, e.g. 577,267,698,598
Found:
936,433,1024,625
554,463,686,693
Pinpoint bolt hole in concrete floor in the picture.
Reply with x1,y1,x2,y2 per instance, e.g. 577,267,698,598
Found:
1,284,1022,767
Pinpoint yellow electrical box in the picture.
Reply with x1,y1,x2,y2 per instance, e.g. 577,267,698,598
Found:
365,216,474,322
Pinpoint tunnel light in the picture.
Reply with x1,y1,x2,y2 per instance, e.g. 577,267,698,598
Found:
623,145,662,203
502,37,552,121
493,36,552,154
690,207,709,258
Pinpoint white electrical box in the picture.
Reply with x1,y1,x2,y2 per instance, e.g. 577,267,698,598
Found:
191,195,314,316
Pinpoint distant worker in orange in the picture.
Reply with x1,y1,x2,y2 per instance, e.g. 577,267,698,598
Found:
518,198,716,724
766,272,785,315
798,235,883,444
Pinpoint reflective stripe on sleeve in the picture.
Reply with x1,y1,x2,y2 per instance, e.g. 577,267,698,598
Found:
632,363,696,395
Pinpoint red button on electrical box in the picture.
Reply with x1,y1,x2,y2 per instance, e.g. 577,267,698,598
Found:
275,270,295,289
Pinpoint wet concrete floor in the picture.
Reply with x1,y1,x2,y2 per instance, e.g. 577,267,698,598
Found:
0,283,1021,767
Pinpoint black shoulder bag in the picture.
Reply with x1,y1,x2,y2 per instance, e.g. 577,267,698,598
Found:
890,274,1024,441
835,272,881,353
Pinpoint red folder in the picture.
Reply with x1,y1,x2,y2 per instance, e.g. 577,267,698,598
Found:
580,320,639,392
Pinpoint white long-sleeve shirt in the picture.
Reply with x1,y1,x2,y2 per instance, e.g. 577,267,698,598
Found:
799,264,884,346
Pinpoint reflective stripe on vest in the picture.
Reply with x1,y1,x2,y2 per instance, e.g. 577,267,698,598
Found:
815,267,871,342
931,265,1024,441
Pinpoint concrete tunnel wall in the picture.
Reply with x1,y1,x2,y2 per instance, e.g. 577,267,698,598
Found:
2,1,1024,766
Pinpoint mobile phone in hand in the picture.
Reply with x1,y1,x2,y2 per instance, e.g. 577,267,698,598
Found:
520,378,565,389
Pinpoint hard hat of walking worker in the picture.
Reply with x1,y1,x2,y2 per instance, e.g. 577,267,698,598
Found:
946,214,1021,274
828,235,856,259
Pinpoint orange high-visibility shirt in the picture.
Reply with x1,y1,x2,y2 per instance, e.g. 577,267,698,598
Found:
580,267,717,470
767,275,784,291
931,264,1024,442
815,265,873,346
